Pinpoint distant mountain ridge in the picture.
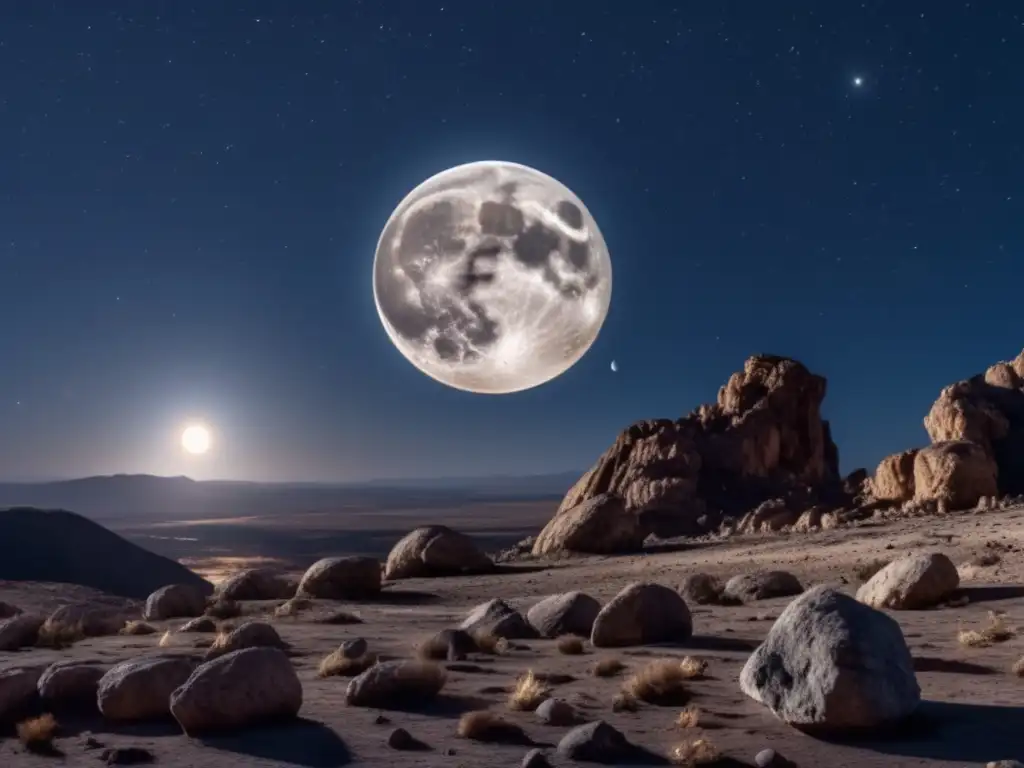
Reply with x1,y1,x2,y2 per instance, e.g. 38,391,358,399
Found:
0,471,579,523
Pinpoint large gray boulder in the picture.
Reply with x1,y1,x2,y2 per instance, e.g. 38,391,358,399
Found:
0,665,46,722
97,657,196,722
37,660,106,709
526,592,601,638
590,582,692,647
0,614,44,651
383,525,492,580
345,660,446,709
144,584,207,620
532,494,642,556
297,556,381,599
170,647,302,735
460,599,537,640
740,585,920,731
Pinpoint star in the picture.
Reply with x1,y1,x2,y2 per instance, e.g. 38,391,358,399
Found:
852,76,864,87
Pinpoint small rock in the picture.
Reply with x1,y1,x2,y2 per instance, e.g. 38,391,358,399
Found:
591,582,692,647
722,570,803,603
374,714,390,725
526,592,601,638
386,727,415,750
37,660,105,709
678,573,725,605
143,584,207,621
345,660,446,709
0,613,45,651
216,568,295,601
522,747,552,768
83,735,104,749
101,746,155,765
0,665,46,721
856,552,959,610
755,747,796,767
341,637,368,659
557,720,637,762
179,616,217,633
460,599,537,640
444,747,457,756
205,620,287,660
535,697,576,726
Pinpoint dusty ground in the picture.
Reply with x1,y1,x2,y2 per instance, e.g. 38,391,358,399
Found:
3,504,1024,767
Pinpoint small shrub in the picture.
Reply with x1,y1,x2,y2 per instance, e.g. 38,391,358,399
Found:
669,738,720,766
17,714,58,753
205,599,241,620
120,620,157,636
593,657,625,678
678,656,708,680
556,635,586,655
314,610,363,625
473,631,509,655
319,651,378,678
508,670,549,712
612,692,638,712
274,597,313,618
457,710,529,744
623,660,695,706
958,612,1015,648
36,619,85,649
676,706,701,728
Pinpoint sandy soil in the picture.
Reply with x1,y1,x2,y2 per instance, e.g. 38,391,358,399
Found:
3,504,1024,767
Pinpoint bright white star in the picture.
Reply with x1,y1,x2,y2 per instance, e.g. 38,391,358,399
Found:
853,76,863,87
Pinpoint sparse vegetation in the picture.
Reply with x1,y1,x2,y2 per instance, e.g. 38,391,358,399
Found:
36,619,85,649
622,659,701,706
314,609,363,625
958,611,1015,647
205,598,242,619
508,670,549,711
472,630,509,655
854,558,890,582
556,634,586,655
120,620,157,636
17,714,58,753
677,706,702,728
669,738,720,766
593,657,626,678
158,630,173,647
319,651,379,678
457,710,529,744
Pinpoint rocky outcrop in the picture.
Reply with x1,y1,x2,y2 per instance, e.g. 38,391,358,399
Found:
740,586,920,731
871,449,919,502
532,494,642,555
540,355,843,548
913,440,998,508
923,350,1024,495
384,526,492,580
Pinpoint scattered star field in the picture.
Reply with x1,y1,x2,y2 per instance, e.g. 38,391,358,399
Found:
0,2,1021,482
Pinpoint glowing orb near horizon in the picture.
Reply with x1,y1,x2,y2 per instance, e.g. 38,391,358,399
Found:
181,424,212,455
372,160,613,394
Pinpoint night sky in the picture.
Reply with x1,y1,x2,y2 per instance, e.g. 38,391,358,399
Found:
1,2,1021,483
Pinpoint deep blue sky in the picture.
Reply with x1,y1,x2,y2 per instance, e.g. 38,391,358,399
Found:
1,2,1021,482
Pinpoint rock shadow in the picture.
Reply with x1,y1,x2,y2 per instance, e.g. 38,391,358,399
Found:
912,656,998,675
821,700,1024,763
361,589,441,606
677,634,761,653
198,718,351,768
958,585,1024,603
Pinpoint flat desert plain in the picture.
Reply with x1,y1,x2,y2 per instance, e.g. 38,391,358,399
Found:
3,502,1024,768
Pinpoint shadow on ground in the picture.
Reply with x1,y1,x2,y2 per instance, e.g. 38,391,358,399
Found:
824,700,1024,763
959,585,1024,602
199,718,351,768
912,656,998,675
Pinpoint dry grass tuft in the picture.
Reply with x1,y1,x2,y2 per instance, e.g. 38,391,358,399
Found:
205,599,241,620
958,611,1015,648
36,619,85,649
472,631,509,655
508,670,550,712
676,706,702,728
314,609,363,625
593,657,626,678
273,597,313,618
612,692,639,712
678,656,708,680
669,738,720,766
854,558,890,582
556,635,586,655
17,714,58,753
623,659,696,706
120,620,157,636
158,630,173,647
1012,657,1024,677
969,551,1002,568
457,710,529,744
319,651,378,678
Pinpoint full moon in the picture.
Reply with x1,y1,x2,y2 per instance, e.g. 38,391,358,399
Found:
372,160,612,394
181,424,212,455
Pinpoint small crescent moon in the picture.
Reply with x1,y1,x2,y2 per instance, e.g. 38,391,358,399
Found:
610,360,618,372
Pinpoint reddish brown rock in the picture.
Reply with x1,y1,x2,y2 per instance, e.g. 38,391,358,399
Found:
545,355,842,547
871,449,919,502
913,440,998,509
923,349,1024,495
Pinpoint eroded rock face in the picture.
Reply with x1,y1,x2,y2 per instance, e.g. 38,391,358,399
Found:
740,586,920,731
923,350,1024,495
542,355,842,549
384,526,493,580
913,440,998,509
871,449,919,502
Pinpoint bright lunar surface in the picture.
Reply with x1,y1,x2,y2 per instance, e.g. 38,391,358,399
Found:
181,424,212,455
373,160,613,394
